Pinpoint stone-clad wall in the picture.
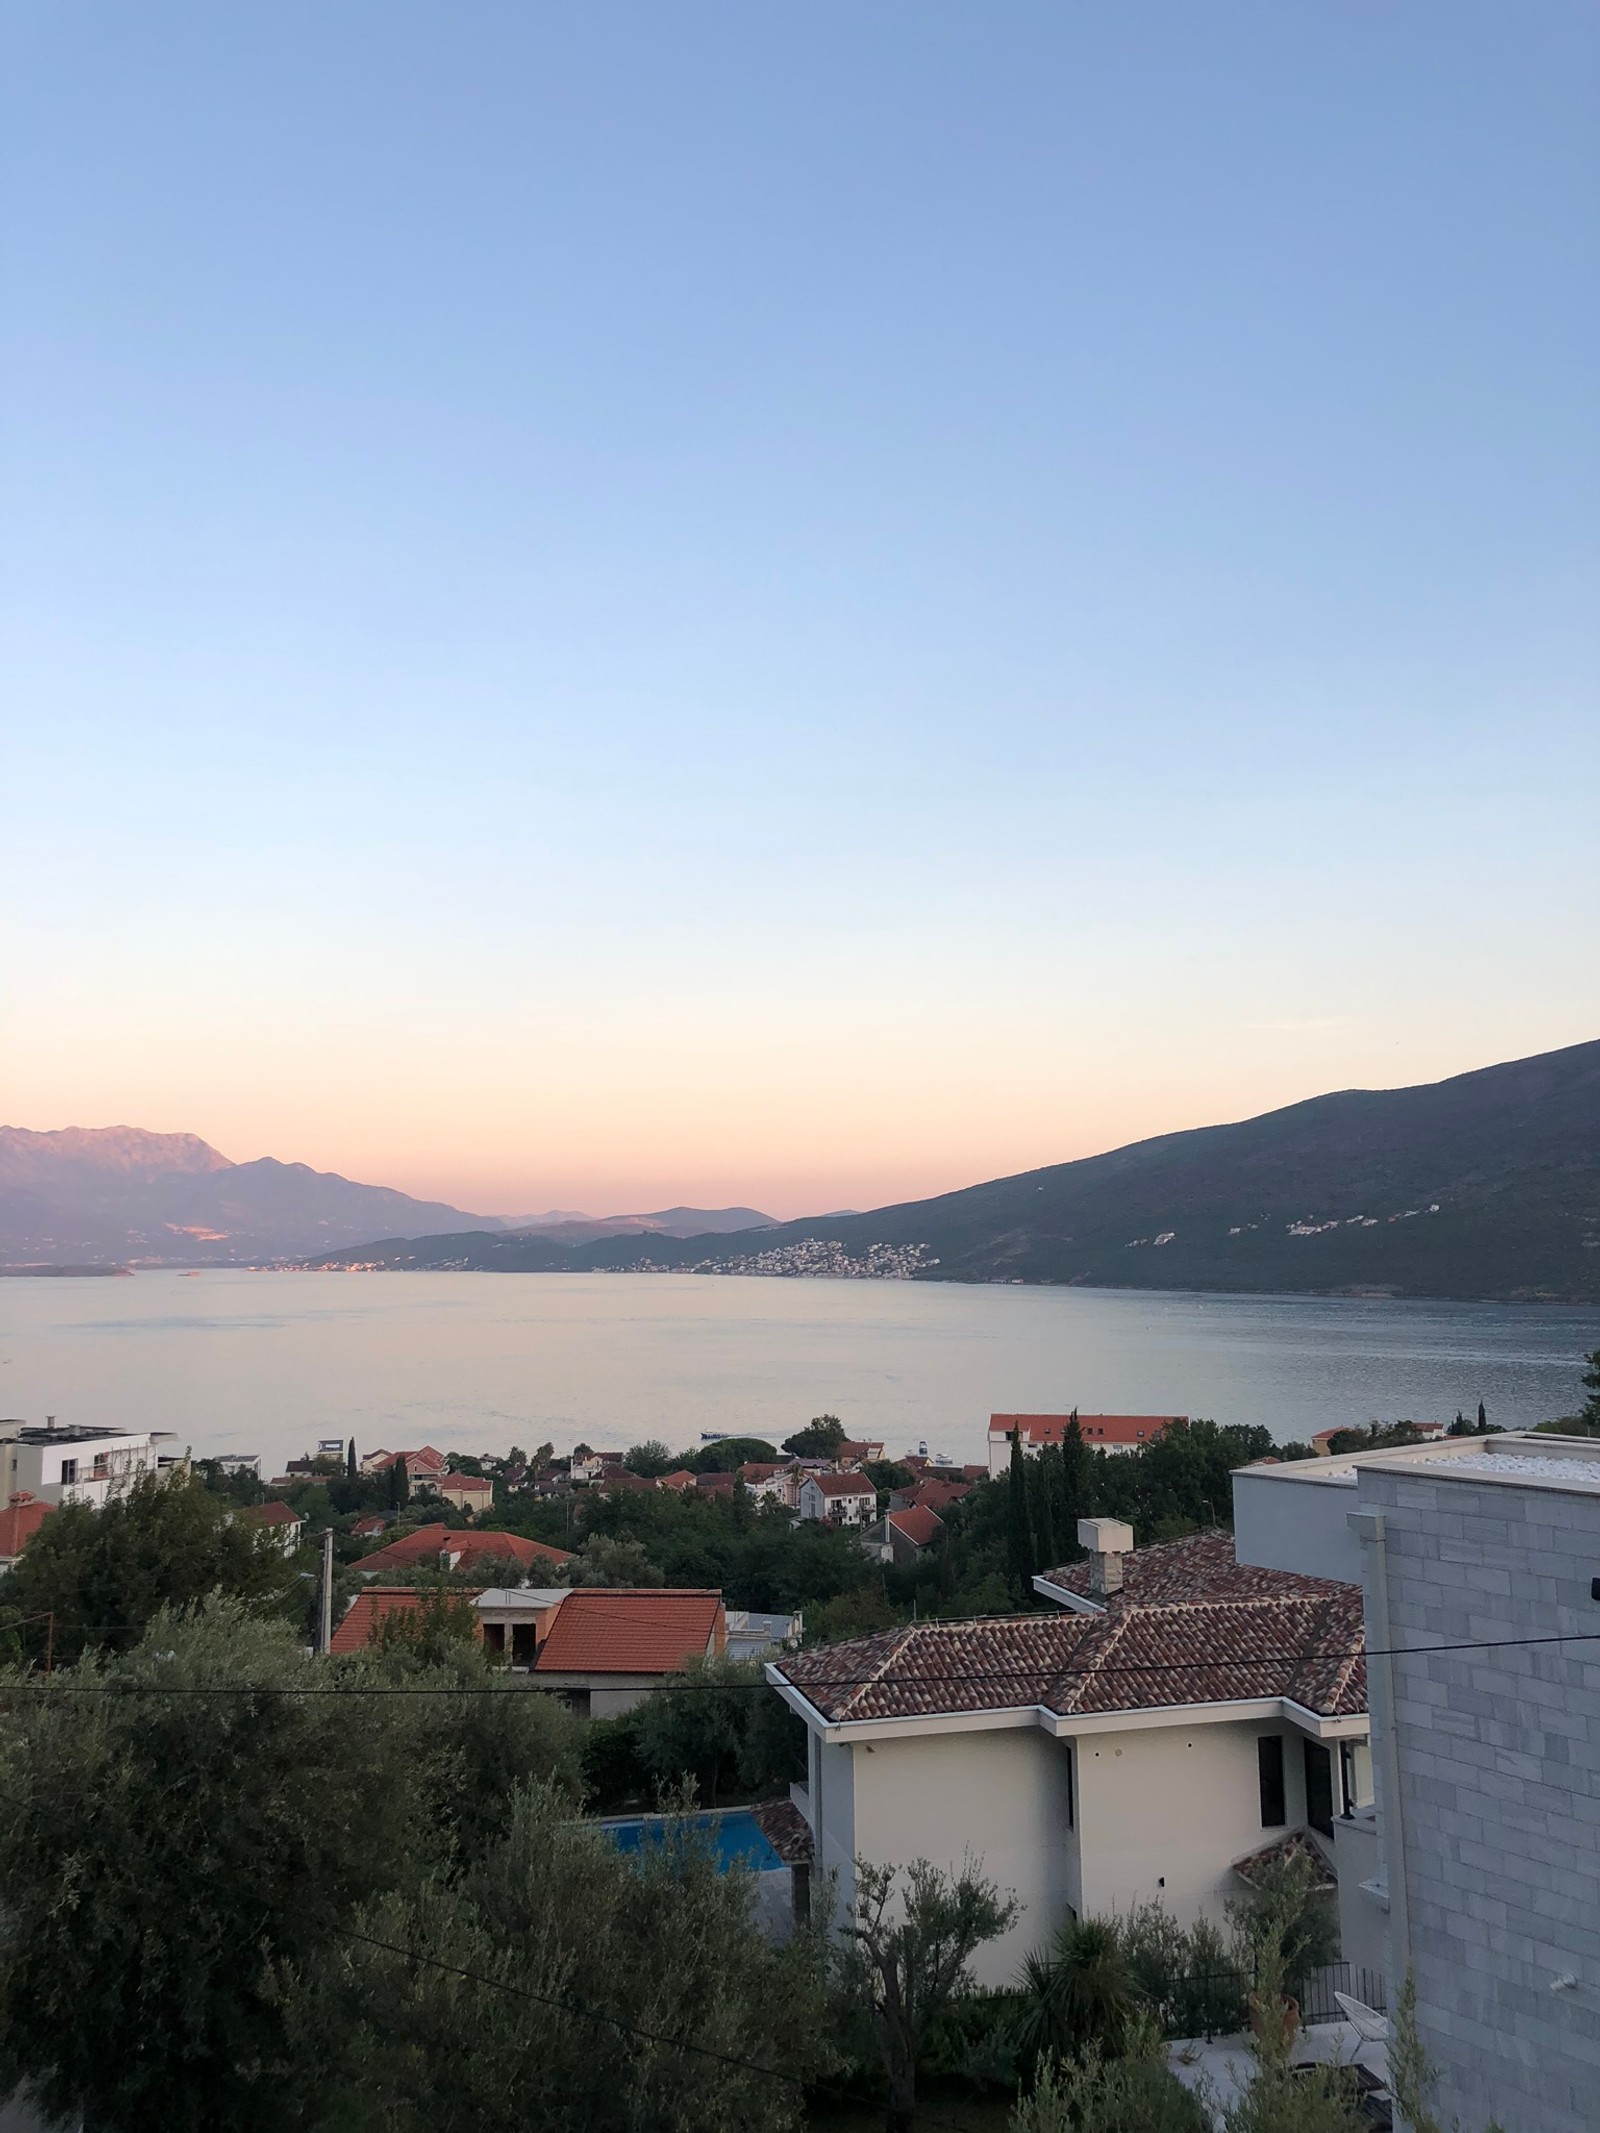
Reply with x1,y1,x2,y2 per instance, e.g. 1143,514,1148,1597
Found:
1361,1467,1600,2133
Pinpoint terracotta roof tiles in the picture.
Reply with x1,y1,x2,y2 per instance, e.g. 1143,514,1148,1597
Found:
357,1523,572,1575
775,1534,1365,1727
534,1589,724,1676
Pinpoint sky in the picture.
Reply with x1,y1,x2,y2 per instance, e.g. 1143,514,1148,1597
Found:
3,1,1596,1220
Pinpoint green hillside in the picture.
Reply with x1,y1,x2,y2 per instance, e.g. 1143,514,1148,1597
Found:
308,1040,1600,1302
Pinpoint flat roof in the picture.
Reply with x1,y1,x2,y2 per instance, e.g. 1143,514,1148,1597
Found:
1238,1432,1600,1497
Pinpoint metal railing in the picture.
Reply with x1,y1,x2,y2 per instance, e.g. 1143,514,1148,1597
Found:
1141,1959,1386,2039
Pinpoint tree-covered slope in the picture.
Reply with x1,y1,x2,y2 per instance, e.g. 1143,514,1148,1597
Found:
309,1041,1600,1301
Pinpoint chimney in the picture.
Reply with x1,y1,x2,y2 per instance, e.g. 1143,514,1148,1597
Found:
1077,1517,1134,1599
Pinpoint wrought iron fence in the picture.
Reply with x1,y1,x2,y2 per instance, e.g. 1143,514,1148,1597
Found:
1143,1958,1387,2038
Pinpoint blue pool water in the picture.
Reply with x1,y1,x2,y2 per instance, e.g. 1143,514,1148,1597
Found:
601,1809,783,1872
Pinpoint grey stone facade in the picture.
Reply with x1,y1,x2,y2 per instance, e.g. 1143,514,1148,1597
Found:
1360,1465,1600,2133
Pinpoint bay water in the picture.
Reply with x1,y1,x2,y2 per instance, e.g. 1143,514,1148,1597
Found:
0,1269,1592,1476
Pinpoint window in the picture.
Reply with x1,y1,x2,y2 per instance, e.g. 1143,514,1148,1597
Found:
1257,1735,1286,1826
1304,1740,1335,1837
1063,1743,1075,1829
59,1459,77,1487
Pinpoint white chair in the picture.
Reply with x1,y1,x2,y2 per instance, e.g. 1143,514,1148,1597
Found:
1333,1990,1391,2043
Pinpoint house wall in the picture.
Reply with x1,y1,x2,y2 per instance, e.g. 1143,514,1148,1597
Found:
1332,1809,1385,1976
833,1726,1075,1988
1070,1718,1306,1931
1,1433,161,1510
1358,1464,1600,2133
1231,1468,1362,1585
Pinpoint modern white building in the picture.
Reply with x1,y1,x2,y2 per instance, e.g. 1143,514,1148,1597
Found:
1234,1431,1600,2133
768,1522,1369,1988
0,1419,181,1509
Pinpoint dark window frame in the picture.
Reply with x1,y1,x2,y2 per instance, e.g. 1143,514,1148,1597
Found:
1258,1734,1287,1827
1304,1738,1335,1838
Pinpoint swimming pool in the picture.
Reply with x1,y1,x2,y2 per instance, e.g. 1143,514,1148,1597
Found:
600,1808,784,1873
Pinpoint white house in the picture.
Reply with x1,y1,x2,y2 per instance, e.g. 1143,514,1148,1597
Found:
237,1499,305,1554
1233,1430,1600,2133
740,1463,799,1510
985,1414,1185,1478
797,1471,878,1527
768,1521,1369,1988
0,1419,181,1509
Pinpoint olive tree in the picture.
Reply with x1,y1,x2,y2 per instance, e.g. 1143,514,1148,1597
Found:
0,1601,579,2133
840,1856,1017,2133
288,1784,834,2133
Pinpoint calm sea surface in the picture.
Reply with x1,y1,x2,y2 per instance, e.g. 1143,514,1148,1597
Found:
0,1270,1592,1475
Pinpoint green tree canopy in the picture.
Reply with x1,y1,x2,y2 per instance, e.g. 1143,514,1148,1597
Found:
0,1471,291,1667
782,1415,847,1459
562,1533,666,1588
289,1785,832,2133
0,1603,575,2133
623,1439,678,1477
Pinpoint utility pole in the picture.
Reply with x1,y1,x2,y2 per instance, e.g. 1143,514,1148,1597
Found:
318,1527,334,1655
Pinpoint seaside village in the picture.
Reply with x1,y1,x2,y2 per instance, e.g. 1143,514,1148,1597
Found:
4,1392,1600,2133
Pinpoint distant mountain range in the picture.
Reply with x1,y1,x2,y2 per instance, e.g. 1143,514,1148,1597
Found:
303,1041,1600,1303
0,1127,775,1267
503,1206,776,1245
0,1129,776,1266
0,1127,504,1266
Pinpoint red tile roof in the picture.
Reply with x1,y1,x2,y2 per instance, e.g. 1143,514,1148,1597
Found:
534,1589,725,1676
990,1414,1185,1448
906,1477,969,1513
350,1514,389,1537
750,1798,813,1866
805,1471,877,1498
1038,1531,1336,1609
329,1586,485,1655
372,1445,450,1475
1232,1830,1337,1891
440,1473,493,1493
0,1494,52,1560
357,1523,572,1575
774,1535,1364,1726
659,1470,697,1491
239,1500,303,1528
886,1506,944,1550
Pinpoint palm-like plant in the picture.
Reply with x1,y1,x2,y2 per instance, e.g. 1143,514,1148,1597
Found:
1015,1916,1143,2072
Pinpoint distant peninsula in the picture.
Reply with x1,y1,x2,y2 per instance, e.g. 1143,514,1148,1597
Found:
299,1039,1600,1305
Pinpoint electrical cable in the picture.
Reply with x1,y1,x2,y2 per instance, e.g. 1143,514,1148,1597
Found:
0,1623,1595,1693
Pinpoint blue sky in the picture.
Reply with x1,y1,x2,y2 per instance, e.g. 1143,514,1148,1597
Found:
4,1,1596,1215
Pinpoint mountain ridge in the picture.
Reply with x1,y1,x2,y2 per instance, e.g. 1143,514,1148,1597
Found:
303,1040,1600,1302
0,1129,503,1266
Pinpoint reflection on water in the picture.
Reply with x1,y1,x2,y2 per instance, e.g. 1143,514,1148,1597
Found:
0,1269,1590,1473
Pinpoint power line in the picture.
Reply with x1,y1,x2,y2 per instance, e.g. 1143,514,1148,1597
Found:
2,1624,1597,1694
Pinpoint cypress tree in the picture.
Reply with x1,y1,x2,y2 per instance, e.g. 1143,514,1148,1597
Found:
1061,1413,1091,1549
1477,1400,1488,1431
346,1439,358,1481
1006,1430,1037,1601
1029,1442,1060,1572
